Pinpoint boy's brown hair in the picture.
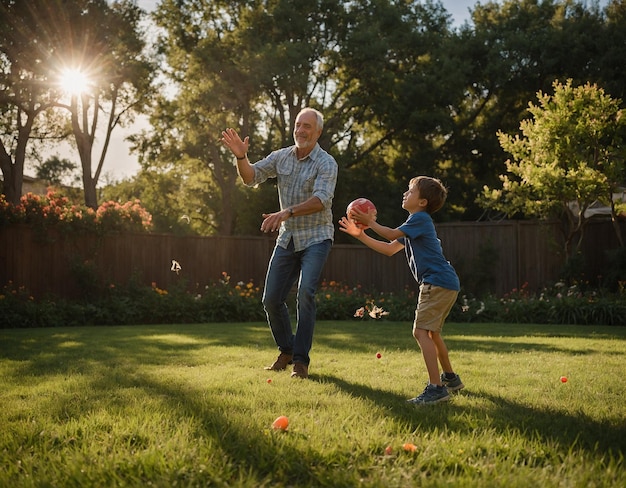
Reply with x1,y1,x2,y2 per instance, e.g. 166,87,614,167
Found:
410,176,448,214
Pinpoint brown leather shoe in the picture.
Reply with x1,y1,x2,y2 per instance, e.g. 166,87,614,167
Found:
290,362,309,379
264,352,293,371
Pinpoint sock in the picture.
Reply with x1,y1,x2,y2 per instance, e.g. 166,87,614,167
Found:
444,372,456,380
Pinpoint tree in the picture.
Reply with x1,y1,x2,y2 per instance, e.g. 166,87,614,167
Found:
50,0,155,209
594,0,626,101
138,0,346,235
332,0,466,226
100,169,196,235
0,0,155,209
115,0,626,233
442,0,616,220
0,0,68,204
480,79,626,262
136,0,459,236
35,156,80,187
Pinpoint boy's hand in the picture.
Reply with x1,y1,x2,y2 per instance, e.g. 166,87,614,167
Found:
348,206,377,228
339,216,363,237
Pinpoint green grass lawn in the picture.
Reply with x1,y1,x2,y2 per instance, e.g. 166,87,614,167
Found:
1,321,625,487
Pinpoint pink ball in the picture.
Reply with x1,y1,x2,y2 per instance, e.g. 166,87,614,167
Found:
346,198,377,229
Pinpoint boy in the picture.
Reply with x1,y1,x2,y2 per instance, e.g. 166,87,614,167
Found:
339,176,463,404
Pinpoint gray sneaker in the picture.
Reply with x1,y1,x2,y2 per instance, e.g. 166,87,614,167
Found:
440,373,464,392
407,384,450,405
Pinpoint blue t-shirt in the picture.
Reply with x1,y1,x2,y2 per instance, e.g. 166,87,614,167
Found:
398,212,460,291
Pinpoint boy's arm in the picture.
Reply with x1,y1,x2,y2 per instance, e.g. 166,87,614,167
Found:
338,217,404,256
367,219,405,242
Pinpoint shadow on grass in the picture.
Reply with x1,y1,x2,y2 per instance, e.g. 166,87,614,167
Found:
2,321,625,484
85,366,351,486
316,373,626,457
140,379,326,484
3,321,623,369
1,329,341,485
0,324,269,375
313,321,624,355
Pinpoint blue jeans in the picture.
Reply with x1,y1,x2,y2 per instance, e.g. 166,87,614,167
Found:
262,238,332,365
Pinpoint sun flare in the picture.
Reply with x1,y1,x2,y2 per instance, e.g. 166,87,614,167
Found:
59,68,91,95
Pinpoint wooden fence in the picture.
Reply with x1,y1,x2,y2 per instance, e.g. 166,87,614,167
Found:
1,220,623,300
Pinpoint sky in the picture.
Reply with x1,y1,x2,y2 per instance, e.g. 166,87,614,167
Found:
38,0,606,182
135,0,498,22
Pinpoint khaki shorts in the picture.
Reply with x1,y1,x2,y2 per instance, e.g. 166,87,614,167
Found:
413,283,458,333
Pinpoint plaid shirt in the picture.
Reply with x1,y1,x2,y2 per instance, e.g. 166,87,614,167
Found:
249,143,338,252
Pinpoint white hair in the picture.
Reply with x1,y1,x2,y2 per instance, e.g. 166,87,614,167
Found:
298,108,324,130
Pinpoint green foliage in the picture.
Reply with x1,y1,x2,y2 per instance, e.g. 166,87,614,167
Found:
0,272,267,327
454,281,626,326
0,0,66,205
480,79,626,258
141,0,470,233
451,0,626,220
489,80,624,219
317,281,444,324
34,156,80,186
100,170,201,235
54,0,626,229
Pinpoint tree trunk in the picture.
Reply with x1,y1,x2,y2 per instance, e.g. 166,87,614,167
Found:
70,93,99,210
0,165,21,205
0,114,35,205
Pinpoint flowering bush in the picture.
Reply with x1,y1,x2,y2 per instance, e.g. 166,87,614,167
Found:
1,273,624,328
191,272,265,322
0,191,152,233
450,281,626,325
315,280,366,320
0,272,266,327
96,199,152,232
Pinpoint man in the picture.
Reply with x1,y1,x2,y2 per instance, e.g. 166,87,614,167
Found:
221,108,338,379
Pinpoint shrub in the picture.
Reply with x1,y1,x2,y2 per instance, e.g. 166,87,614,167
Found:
451,281,626,325
0,191,152,234
316,281,369,320
96,199,153,232
1,276,624,328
